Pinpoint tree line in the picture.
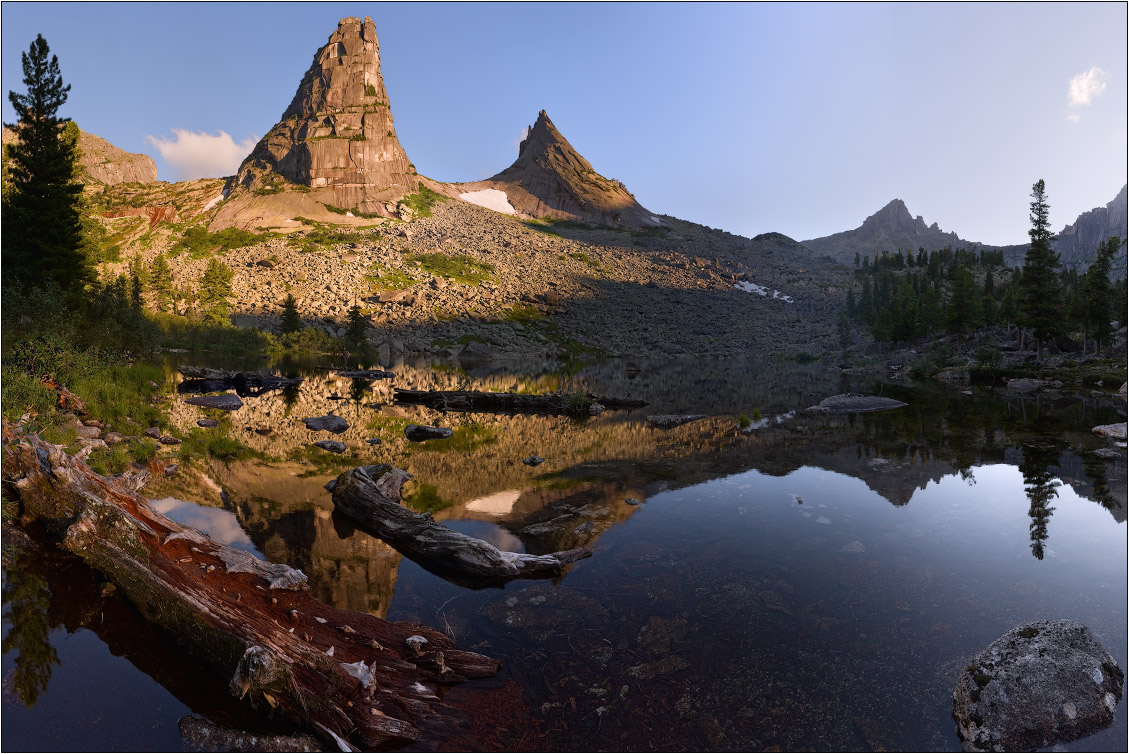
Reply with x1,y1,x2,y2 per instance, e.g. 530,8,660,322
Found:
844,180,1126,360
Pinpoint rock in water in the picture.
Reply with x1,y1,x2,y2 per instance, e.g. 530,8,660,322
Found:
404,424,453,442
1092,423,1128,441
806,394,907,413
953,620,1124,752
186,394,244,411
522,455,544,466
212,16,419,230
312,441,347,454
647,414,708,429
302,415,350,434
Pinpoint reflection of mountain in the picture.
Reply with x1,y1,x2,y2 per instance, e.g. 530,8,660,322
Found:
161,359,1126,615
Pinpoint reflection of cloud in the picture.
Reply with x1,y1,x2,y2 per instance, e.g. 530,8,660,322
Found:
145,129,257,180
1067,66,1109,107
1067,113,1081,124
465,489,522,516
151,497,263,557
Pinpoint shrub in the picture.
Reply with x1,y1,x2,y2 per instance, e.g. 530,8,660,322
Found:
172,226,266,258
408,253,494,286
398,185,447,218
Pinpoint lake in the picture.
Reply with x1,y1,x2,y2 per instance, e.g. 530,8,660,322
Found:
3,357,1126,751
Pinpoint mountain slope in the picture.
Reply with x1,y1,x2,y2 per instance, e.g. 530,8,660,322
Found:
3,124,157,185
801,199,975,264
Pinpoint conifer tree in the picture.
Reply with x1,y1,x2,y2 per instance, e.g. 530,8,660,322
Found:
3,34,86,290
198,258,233,324
1080,236,1121,355
150,253,174,312
343,303,370,366
280,293,302,334
945,263,981,355
1018,180,1061,361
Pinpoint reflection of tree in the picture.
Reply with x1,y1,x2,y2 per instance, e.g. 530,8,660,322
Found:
349,378,370,405
1,568,59,706
1019,442,1062,560
1081,452,1119,515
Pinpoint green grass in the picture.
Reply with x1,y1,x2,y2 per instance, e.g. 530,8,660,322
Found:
408,253,494,286
177,428,258,465
402,482,448,513
398,185,447,219
405,424,496,455
321,203,382,220
366,265,417,291
503,303,542,323
569,251,598,268
172,226,267,259
284,445,363,477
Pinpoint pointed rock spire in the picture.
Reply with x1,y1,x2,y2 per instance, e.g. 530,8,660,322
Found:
213,17,418,229
465,110,658,227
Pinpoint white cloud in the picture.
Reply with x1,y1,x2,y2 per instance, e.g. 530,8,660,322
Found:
1067,66,1109,107
1066,113,1081,124
145,129,257,181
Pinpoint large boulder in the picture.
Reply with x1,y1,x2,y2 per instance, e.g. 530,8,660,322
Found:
404,424,453,442
1092,423,1128,441
953,620,1124,752
302,415,349,434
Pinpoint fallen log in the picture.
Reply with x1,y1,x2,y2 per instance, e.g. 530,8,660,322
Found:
331,464,592,582
393,388,647,416
1,426,499,750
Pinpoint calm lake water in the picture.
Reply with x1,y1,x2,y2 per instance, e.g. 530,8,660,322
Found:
3,357,1126,752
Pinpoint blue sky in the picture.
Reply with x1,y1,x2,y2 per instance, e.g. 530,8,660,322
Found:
3,2,1126,244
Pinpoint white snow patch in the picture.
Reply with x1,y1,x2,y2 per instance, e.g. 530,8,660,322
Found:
459,189,517,215
202,193,224,212
735,280,794,304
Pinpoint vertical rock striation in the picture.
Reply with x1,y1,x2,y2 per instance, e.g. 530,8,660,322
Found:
213,17,419,229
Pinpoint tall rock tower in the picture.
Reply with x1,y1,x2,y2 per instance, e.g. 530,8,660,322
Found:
212,17,418,230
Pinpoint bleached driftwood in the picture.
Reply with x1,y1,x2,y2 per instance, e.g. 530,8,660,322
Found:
331,464,592,582
1,427,499,750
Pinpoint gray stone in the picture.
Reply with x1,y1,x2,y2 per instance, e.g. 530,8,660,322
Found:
1091,447,1122,459
953,620,1124,752
1092,423,1127,441
405,424,453,442
807,394,907,413
158,435,181,445
647,414,708,429
1006,378,1050,393
144,426,162,439
302,415,349,434
625,497,643,506
312,440,347,454
186,394,244,411
74,423,101,440
365,437,382,445
522,455,544,466
197,419,220,428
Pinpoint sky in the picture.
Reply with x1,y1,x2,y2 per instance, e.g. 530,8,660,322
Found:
2,2,1126,245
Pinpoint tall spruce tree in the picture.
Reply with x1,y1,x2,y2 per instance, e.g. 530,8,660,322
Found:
1080,236,1121,355
280,293,302,334
1018,180,1061,361
150,253,174,312
198,258,233,324
3,35,86,290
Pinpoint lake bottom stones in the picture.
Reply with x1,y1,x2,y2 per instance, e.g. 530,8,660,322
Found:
953,620,1124,752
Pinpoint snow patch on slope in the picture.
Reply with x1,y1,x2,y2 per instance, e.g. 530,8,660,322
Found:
735,280,794,303
459,189,517,215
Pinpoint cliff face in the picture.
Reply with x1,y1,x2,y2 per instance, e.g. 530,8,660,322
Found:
211,16,419,230
1052,184,1127,273
801,199,972,265
2,125,158,185
455,110,659,228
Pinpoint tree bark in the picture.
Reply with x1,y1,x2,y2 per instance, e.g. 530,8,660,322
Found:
1,426,499,750
331,464,592,583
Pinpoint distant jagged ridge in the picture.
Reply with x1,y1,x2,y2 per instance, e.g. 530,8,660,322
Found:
2,124,157,185
1050,184,1127,272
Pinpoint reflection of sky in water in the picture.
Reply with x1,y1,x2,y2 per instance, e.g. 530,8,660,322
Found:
150,498,265,559
463,489,522,517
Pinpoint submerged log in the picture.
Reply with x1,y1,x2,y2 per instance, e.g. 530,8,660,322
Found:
1,427,499,749
393,387,647,416
331,464,592,582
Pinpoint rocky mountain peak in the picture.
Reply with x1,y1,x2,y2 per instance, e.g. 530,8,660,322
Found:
3,125,157,185
213,16,417,229
458,110,657,227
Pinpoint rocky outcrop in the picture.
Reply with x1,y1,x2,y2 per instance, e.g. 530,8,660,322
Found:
1051,184,1128,275
802,199,973,265
454,110,659,228
3,125,158,185
806,394,907,413
212,17,418,230
953,620,1124,752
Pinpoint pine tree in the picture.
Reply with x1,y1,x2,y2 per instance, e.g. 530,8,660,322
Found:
3,35,87,290
198,258,233,324
1019,180,1062,361
837,310,851,350
945,263,981,355
1080,236,1121,355
343,303,370,366
150,253,174,312
280,293,302,334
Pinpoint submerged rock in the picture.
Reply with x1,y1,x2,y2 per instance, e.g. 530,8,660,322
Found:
806,394,907,413
312,440,347,454
953,620,1124,752
647,414,708,429
178,715,323,752
302,415,350,434
405,424,453,442
1092,423,1128,441
522,455,544,466
336,369,395,379
197,418,220,428
1006,378,1050,393
186,394,244,411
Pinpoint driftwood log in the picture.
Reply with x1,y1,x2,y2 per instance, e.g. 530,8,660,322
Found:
1,426,499,750
393,388,647,416
331,464,592,582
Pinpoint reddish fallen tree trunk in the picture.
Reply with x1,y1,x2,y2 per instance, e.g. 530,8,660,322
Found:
1,426,499,750
331,464,592,583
